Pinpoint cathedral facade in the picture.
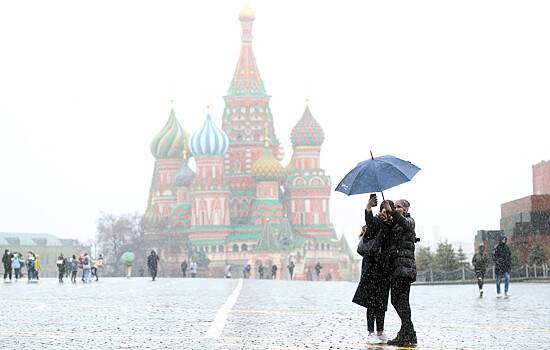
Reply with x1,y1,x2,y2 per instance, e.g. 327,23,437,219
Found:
142,7,358,280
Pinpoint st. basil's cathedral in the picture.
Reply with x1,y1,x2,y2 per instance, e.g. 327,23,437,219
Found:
141,6,358,280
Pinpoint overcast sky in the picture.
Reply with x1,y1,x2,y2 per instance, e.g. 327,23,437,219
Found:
1,1,549,253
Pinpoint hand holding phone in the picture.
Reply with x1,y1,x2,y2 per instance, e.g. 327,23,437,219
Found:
367,193,378,210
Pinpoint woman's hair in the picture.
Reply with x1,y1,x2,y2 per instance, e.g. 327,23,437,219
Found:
380,200,395,212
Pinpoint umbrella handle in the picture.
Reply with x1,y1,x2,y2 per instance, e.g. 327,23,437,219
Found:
381,191,385,202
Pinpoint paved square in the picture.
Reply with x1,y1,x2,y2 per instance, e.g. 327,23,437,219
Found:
0,278,548,349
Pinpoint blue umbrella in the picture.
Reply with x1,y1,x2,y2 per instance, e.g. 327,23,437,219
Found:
335,152,420,197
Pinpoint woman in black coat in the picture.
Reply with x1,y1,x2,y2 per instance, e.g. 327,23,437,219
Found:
352,197,393,344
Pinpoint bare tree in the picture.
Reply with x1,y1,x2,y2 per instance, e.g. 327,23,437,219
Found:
96,212,144,274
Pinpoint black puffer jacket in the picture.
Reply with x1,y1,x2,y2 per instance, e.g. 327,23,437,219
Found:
388,211,417,282
352,210,392,309
493,243,511,274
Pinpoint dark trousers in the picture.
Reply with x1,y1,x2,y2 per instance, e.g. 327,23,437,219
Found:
91,267,98,281
391,278,415,335
4,266,12,280
182,270,186,277
367,308,386,332
150,269,157,281
71,270,77,283
475,271,485,290
14,268,20,280
58,271,64,283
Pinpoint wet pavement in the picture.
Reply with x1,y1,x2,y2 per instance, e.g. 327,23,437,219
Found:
0,277,548,349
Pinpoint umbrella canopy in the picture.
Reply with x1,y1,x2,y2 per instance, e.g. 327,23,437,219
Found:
120,251,135,266
335,155,420,196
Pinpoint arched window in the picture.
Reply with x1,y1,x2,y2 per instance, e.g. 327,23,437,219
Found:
321,243,325,250
211,245,217,253
219,245,225,253
232,244,239,252
315,243,319,250
241,244,248,251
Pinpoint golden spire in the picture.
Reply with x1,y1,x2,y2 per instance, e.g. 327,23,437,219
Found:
239,1,255,21
182,143,189,160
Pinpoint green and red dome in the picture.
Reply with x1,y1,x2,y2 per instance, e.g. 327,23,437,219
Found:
290,106,325,148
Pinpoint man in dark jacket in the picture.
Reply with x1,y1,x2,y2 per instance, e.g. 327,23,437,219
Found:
147,250,160,281
383,199,417,347
472,244,489,297
56,253,66,284
2,249,13,281
181,260,188,278
493,236,512,297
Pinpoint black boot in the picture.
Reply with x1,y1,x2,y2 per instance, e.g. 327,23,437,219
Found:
387,331,417,347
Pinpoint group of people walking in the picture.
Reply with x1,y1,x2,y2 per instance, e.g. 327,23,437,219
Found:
2,250,43,282
2,250,103,284
56,252,103,284
471,235,512,298
353,196,418,347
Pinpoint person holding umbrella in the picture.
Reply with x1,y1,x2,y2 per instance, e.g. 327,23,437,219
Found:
381,199,418,347
336,153,421,346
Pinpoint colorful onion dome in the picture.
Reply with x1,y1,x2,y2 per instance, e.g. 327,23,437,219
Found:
150,109,188,159
142,205,161,229
253,148,287,179
175,159,195,187
189,115,229,157
290,106,325,148
239,5,255,21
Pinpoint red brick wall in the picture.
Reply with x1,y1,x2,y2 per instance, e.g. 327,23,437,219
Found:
533,160,550,195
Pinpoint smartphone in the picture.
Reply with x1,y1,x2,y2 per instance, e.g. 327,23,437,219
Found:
370,193,377,200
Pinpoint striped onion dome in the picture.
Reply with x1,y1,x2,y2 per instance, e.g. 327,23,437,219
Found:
142,205,161,230
150,109,188,159
253,148,287,180
189,115,229,157
290,106,325,148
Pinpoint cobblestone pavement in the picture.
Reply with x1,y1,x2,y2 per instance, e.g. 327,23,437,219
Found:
0,278,548,349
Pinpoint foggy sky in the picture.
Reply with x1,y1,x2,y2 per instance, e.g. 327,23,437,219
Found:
1,0,550,253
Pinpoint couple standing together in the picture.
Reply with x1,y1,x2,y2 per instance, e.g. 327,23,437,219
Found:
353,195,418,347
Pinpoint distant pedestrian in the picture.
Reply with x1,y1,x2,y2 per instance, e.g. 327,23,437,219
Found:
224,264,232,279
92,254,103,282
271,264,277,279
325,272,332,281
70,255,78,283
180,260,188,277
245,264,251,278
34,255,41,280
190,261,197,278
287,261,295,280
11,253,21,281
147,250,160,281
82,253,92,283
2,250,13,281
26,252,36,282
56,253,66,283
314,262,322,281
258,263,265,279
472,244,489,297
64,257,72,278
306,267,313,281
493,236,512,298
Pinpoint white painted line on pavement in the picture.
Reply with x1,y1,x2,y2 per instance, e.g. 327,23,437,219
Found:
203,278,243,339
